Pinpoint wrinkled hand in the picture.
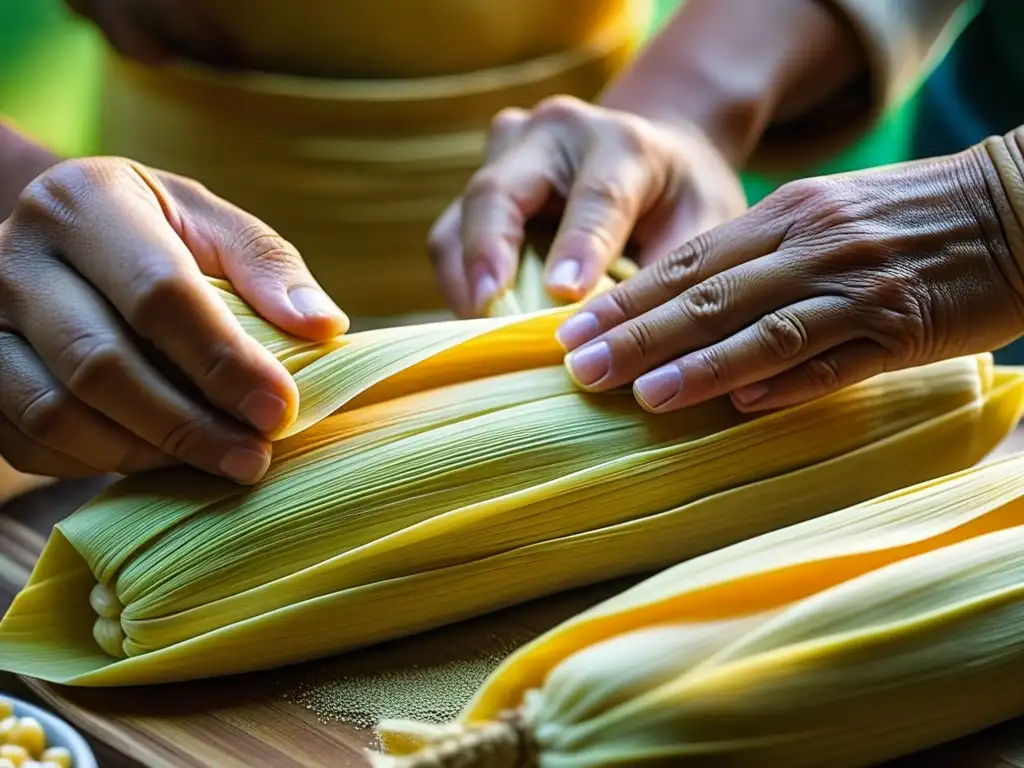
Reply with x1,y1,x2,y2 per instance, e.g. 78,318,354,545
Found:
556,151,1024,412
429,96,747,317
0,157,348,483
65,0,231,66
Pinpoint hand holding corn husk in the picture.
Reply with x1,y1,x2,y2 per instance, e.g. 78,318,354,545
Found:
375,452,1024,767
2,254,1020,686
428,96,746,317
557,130,1024,417
0,156,347,485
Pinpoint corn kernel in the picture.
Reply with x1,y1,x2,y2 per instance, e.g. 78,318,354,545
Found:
40,749,70,768
0,744,29,767
7,719,44,759
0,701,12,722
0,717,16,744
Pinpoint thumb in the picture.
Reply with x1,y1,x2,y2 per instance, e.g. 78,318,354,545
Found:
157,171,349,341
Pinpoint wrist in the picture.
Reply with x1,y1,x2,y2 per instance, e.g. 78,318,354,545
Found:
600,48,769,167
598,0,867,168
0,120,60,221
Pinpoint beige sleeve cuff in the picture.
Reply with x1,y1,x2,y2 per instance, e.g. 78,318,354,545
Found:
979,129,1024,299
749,0,979,174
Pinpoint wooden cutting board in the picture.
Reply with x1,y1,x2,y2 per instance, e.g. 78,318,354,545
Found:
4,431,1024,768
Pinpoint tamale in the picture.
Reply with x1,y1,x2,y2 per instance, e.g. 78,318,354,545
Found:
375,452,1024,768
0,261,1021,686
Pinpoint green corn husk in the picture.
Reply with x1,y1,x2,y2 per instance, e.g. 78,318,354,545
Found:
0,259,1021,687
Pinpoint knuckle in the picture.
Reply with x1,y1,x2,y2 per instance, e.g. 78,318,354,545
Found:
58,330,126,398
656,240,706,291
533,95,588,124
697,346,730,389
774,177,831,209
772,177,856,229
490,107,527,135
16,157,143,237
159,413,215,457
755,310,808,361
674,276,727,331
195,339,236,388
603,285,642,322
229,223,301,273
428,202,460,257
464,168,506,202
579,173,632,212
804,355,842,392
861,286,928,360
14,388,70,443
610,115,650,155
620,321,655,362
16,167,84,228
125,262,195,335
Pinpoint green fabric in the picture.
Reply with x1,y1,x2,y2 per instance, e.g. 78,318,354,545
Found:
986,0,1024,88
0,0,102,157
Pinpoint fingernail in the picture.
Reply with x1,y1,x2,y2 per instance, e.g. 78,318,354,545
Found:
473,273,500,314
566,341,611,387
733,382,769,406
547,260,581,292
634,366,682,410
238,390,288,434
219,446,271,485
556,312,600,350
289,286,345,320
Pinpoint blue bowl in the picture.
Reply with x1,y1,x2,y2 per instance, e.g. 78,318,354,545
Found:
2,694,98,768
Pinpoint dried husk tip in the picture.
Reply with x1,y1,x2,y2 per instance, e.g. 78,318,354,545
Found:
371,710,537,768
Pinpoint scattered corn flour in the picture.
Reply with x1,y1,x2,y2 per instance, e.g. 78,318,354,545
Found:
284,630,530,736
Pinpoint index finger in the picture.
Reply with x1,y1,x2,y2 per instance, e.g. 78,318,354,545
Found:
555,202,791,351
459,128,572,314
543,144,654,302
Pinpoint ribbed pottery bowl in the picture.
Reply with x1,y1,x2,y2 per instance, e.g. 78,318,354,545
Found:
99,6,649,140
97,0,651,317
192,0,636,78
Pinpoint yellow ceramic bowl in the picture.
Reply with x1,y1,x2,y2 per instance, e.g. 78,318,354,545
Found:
197,0,638,78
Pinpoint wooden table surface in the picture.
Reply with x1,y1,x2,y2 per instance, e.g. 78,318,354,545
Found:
4,431,1024,768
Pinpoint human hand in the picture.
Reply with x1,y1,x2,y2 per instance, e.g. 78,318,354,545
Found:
0,157,348,483
64,0,232,66
428,96,747,318
555,150,1024,412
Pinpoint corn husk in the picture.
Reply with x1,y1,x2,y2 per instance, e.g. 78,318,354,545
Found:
0,259,1021,687
376,451,1024,767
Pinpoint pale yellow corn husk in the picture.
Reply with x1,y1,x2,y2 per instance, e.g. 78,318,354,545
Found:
0,257,1022,687
376,452,1024,768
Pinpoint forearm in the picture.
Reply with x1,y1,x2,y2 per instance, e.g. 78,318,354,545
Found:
0,121,59,221
600,0,868,166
